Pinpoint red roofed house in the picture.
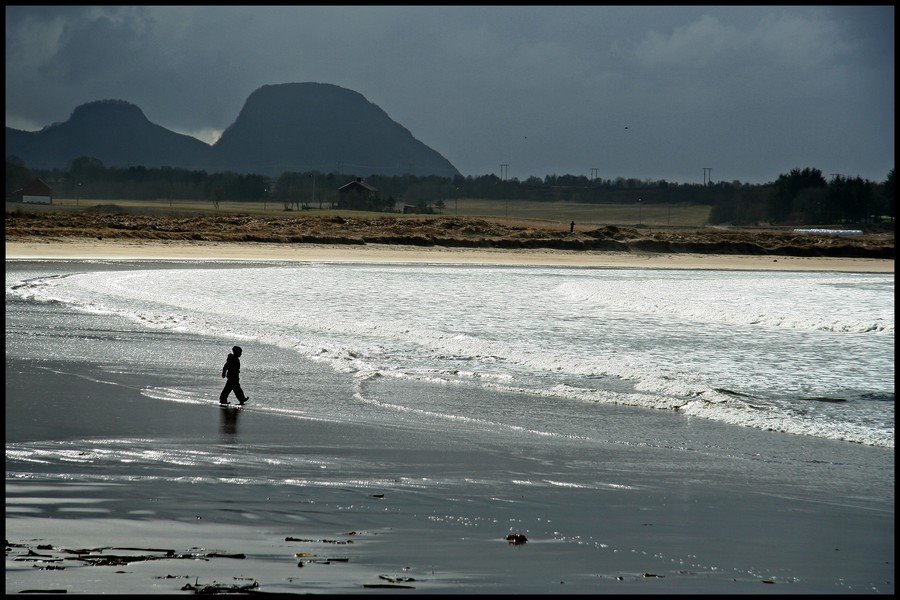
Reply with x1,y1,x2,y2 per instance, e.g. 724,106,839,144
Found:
337,177,378,210
16,178,54,204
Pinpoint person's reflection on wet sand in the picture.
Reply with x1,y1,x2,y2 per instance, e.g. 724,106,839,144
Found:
219,405,240,437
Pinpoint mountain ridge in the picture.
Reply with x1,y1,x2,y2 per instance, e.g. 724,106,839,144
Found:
5,83,460,178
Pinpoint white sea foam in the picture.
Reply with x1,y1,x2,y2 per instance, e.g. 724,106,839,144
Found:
6,264,894,447
552,275,893,334
351,372,567,438
140,387,209,405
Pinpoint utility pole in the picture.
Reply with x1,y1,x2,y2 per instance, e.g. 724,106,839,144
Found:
590,167,599,182
703,167,712,185
500,164,510,218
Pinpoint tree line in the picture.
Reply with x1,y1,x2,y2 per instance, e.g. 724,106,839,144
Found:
6,155,894,226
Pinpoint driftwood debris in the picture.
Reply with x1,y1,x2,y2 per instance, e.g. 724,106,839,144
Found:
181,579,260,594
284,536,353,544
9,540,247,572
10,540,256,594
379,575,416,583
112,546,176,554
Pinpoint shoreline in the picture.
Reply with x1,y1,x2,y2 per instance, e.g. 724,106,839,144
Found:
6,260,894,594
6,238,894,272
7,352,894,594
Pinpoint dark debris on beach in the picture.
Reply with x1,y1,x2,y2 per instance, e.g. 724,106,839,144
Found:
9,542,247,568
7,536,793,592
180,579,260,594
7,539,256,594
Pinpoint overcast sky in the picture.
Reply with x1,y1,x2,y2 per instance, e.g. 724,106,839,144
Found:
5,5,894,184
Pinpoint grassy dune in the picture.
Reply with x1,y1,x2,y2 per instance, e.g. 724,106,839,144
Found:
6,200,894,259
39,197,711,228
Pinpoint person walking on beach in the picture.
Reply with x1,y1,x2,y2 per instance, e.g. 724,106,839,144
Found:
220,345,249,405
570,220,575,234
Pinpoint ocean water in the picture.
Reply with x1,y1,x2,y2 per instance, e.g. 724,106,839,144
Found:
7,261,894,448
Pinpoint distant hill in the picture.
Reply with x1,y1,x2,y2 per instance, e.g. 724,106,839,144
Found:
5,84,461,178
211,83,459,178
5,100,212,171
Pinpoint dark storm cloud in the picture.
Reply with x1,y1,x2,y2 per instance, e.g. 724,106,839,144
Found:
5,6,894,183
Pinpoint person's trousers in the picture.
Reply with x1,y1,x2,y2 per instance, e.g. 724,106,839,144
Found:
220,378,246,403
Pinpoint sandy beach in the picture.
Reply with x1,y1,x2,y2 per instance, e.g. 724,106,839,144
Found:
6,331,894,594
5,238,894,272
5,246,894,594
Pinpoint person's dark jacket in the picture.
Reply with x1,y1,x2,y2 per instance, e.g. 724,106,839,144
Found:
222,353,241,380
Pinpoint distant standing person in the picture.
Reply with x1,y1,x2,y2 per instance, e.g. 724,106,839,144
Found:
570,221,575,233
220,345,249,405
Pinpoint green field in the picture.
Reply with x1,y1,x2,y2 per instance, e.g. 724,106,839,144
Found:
23,197,713,229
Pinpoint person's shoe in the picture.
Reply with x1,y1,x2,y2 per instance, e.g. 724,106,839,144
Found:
219,400,229,405
239,397,249,405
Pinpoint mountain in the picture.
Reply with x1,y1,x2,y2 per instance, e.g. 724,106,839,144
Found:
211,83,459,178
5,100,211,171
5,84,461,178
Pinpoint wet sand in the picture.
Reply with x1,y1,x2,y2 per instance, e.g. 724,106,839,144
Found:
6,352,894,594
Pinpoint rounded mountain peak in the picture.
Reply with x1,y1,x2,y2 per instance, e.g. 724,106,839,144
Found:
69,100,149,124
233,82,373,125
247,82,366,104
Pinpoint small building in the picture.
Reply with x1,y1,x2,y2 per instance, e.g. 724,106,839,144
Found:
337,177,378,210
15,178,54,204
